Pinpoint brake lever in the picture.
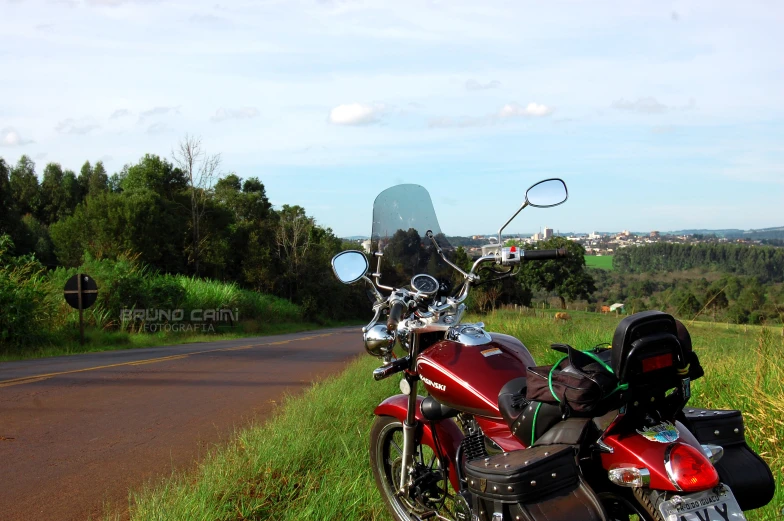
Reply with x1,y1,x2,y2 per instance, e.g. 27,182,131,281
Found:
362,304,386,333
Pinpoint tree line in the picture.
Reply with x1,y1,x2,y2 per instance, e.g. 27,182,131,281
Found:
0,138,367,331
613,243,784,283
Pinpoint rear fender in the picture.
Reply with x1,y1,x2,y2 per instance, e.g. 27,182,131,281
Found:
599,421,705,491
375,394,464,490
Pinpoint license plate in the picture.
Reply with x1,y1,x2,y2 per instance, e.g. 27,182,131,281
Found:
658,486,747,521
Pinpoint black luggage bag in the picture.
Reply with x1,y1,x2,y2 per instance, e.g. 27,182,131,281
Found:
680,407,775,511
465,444,607,521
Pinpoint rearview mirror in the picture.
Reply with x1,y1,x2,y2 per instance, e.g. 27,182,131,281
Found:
331,250,369,284
525,178,568,208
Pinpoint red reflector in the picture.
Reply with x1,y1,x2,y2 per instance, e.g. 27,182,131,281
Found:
666,443,720,492
641,353,673,373
510,245,517,252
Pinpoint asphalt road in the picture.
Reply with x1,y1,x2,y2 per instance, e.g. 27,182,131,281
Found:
0,327,362,521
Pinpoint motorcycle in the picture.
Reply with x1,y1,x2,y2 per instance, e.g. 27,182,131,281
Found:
330,180,774,521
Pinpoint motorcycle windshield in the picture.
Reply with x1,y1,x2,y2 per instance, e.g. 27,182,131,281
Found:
371,184,454,289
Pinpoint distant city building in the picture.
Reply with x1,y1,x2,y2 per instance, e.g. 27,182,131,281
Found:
544,227,554,240
361,240,372,253
650,231,660,238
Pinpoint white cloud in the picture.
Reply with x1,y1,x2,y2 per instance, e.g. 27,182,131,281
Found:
146,122,170,134
429,101,554,128
611,97,668,114
465,79,501,91
498,102,554,118
428,115,489,128
1,128,34,146
328,103,385,126
109,109,131,120
211,106,260,123
55,118,100,135
139,106,180,121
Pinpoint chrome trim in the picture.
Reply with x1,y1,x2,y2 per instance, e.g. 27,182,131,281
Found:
361,275,384,302
701,444,725,464
410,273,439,297
363,324,396,358
446,323,493,346
664,444,684,492
595,438,614,454
425,230,473,280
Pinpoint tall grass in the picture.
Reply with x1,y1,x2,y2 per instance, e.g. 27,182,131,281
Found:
0,254,307,358
110,310,783,521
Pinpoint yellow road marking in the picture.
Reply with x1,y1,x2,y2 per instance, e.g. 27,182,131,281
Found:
0,332,337,389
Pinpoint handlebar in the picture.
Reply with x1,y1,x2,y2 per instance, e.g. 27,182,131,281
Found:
522,248,568,261
387,300,406,332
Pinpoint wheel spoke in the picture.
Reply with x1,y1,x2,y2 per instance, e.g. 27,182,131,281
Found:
390,439,403,456
428,453,437,469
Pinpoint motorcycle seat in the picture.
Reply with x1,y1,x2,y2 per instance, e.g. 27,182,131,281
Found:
498,376,562,446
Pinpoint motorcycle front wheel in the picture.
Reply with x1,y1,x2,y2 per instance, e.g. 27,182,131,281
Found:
369,415,460,521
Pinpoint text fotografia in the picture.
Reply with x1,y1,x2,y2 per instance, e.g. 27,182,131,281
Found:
121,309,239,333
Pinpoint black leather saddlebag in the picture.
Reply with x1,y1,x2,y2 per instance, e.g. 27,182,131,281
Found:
465,445,607,521
681,408,775,511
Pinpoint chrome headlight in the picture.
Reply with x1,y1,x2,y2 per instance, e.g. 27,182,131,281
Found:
364,324,396,358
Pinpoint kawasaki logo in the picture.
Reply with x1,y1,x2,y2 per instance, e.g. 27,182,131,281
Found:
421,375,446,392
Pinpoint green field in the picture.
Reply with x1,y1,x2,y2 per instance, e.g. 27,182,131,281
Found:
585,254,614,270
108,310,784,521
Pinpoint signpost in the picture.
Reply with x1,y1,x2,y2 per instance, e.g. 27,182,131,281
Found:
64,274,98,345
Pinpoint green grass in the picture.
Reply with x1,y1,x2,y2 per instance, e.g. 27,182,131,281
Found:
585,254,614,270
0,320,360,362
107,310,784,521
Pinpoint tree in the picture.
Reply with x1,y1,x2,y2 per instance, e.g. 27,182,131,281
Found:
122,154,187,199
77,161,93,198
90,161,109,194
0,158,20,239
76,160,108,198
38,163,79,224
704,284,729,320
275,205,315,300
172,135,220,276
9,155,39,216
520,236,596,309
675,290,702,317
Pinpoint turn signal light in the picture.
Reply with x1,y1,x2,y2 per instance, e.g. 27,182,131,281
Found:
665,443,720,492
608,467,651,488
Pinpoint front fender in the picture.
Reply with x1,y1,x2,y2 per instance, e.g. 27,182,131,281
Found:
375,394,464,490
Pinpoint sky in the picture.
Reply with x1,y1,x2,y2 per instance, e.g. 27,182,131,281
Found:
1,0,783,237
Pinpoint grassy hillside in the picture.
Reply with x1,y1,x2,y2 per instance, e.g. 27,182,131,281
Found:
0,254,310,360
585,254,614,270
108,310,783,521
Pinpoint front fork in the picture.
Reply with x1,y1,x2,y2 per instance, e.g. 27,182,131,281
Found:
399,373,419,491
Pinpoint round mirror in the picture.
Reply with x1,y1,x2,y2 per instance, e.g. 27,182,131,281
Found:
331,250,369,284
525,178,568,208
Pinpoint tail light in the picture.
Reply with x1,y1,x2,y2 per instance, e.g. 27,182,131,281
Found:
665,443,720,492
641,352,673,373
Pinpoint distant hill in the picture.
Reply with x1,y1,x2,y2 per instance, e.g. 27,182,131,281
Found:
344,226,784,242
663,226,784,239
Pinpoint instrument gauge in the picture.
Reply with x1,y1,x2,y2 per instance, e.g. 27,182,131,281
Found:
411,274,439,296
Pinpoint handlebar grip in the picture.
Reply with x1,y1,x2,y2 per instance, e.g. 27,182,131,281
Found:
387,300,406,332
523,248,568,261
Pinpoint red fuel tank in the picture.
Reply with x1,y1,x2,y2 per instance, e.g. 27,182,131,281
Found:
415,331,535,419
